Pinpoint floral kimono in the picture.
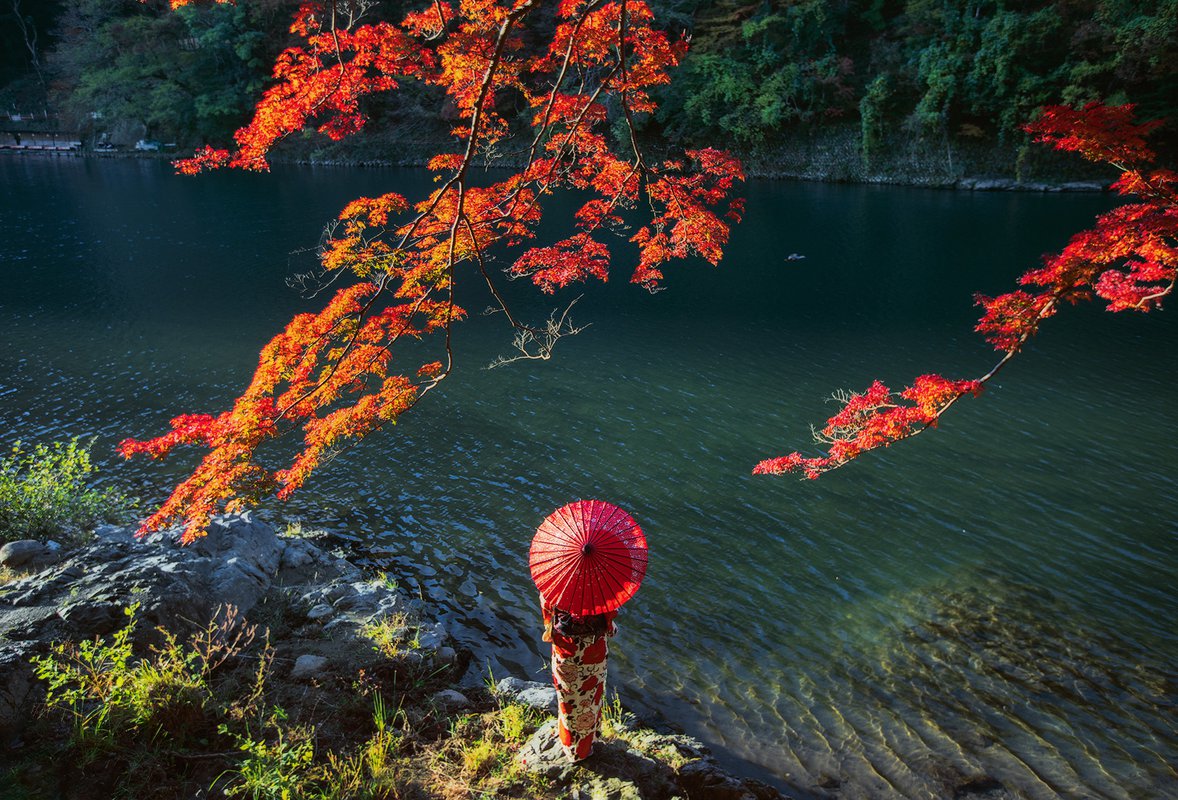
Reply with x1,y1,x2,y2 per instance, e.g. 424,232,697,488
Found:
542,604,618,761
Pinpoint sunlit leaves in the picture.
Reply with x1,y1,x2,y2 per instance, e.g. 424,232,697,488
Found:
752,377,983,479
510,233,610,292
125,0,744,539
1025,102,1162,166
758,102,1175,479
630,149,745,289
175,3,430,173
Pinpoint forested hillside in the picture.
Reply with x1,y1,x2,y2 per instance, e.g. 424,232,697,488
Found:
2,0,1175,172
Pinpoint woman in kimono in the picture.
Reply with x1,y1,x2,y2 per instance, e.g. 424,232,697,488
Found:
541,604,618,760
529,500,646,761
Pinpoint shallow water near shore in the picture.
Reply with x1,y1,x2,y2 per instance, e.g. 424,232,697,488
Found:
1,156,1175,798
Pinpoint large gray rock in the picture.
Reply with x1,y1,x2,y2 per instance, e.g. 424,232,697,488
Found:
291,654,329,681
430,689,471,708
0,513,391,746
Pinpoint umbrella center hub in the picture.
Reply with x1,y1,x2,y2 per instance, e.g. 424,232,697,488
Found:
581,543,594,556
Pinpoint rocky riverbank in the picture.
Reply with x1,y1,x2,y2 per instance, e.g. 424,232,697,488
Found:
2,122,1116,192
0,514,789,800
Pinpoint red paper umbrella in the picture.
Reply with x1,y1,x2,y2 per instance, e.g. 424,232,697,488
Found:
529,500,648,617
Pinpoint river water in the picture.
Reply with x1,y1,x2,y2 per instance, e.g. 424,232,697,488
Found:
1,156,1175,799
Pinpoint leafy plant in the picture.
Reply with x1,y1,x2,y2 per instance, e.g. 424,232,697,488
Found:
0,438,136,543
460,736,499,777
221,716,317,800
497,702,531,743
31,603,142,751
31,604,264,758
360,612,415,659
600,691,635,739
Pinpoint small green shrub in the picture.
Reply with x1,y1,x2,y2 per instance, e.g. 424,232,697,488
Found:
30,604,262,758
601,692,636,739
360,612,414,659
461,737,499,777
222,716,317,800
497,702,535,744
31,604,142,751
0,438,136,543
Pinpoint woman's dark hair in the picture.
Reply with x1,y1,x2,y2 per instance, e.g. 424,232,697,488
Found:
552,608,609,637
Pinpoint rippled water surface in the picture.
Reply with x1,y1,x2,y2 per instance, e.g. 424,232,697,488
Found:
2,157,1175,798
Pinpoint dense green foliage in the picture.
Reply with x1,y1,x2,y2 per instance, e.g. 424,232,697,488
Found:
656,0,1178,147
0,438,135,542
2,0,1175,156
44,0,296,144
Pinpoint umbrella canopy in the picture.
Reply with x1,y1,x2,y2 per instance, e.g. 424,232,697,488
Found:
529,500,648,617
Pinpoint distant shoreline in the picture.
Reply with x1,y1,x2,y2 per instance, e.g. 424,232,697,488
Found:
1,144,1109,192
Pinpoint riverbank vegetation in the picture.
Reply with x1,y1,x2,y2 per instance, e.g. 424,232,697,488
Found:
14,601,553,799
2,1,1175,167
0,438,135,545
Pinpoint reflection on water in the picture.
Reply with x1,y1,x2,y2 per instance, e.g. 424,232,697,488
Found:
1,157,1176,798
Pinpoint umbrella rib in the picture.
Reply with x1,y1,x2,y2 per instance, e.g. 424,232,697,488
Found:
587,547,635,573
592,539,644,567
593,556,628,609
531,561,574,588
586,551,610,615
556,506,584,544
592,553,617,614
596,502,623,533
530,547,580,575
544,515,582,547
540,554,582,600
572,556,588,616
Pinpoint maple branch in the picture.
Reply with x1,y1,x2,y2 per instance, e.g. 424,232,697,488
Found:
270,268,443,431
461,214,530,333
390,0,536,260
277,0,545,435
486,298,589,367
617,0,646,169
459,0,537,167
523,0,609,167
756,102,1174,480
504,59,623,211
126,0,744,539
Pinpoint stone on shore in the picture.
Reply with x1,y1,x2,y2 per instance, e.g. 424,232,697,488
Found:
516,720,790,800
431,689,471,708
1,540,63,570
495,676,558,712
291,654,330,680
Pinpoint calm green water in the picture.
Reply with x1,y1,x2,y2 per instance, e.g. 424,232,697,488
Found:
2,156,1175,799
